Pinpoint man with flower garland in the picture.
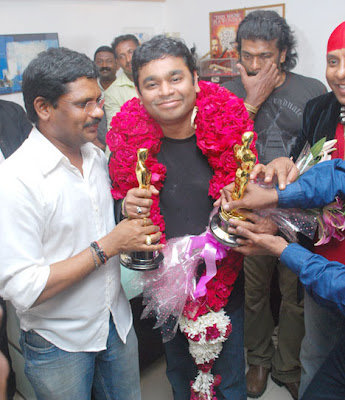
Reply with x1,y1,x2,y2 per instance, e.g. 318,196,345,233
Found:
107,35,257,400
0,47,163,400
222,10,326,399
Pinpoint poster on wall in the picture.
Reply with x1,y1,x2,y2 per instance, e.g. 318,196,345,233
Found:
0,33,59,95
209,4,285,57
209,8,245,59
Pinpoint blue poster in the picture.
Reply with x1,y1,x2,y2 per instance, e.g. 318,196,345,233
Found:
0,33,59,95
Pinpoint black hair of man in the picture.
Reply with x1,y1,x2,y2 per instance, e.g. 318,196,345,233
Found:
132,35,197,92
236,10,298,71
22,47,99,124
111,34,140,57
94,45,115,61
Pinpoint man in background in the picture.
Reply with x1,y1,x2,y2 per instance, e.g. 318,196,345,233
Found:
93,45,118,151
223,10,326,399
0,98,32,400
104,34,139,127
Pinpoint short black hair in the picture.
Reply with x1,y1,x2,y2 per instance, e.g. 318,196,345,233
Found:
22,47,99,124
111,34,140,57
236,10,298,71
94,46,115,60
132,35,197,90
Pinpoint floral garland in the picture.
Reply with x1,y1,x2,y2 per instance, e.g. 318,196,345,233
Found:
107,80,256,399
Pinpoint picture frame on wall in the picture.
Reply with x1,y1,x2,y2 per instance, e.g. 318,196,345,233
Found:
209,8,245,60
0,33,59,95
245,3,285,17
209,4,285,57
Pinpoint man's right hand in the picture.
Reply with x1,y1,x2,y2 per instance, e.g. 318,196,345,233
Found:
123,185,159,219
101,217,163,258
237,62,280,110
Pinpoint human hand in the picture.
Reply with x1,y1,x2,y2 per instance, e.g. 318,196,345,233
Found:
237,62,280,109
250,157,299,190
232,225,288,257
214,182,278,211
123,185,159,219
102,218,163,257
227,210,278,236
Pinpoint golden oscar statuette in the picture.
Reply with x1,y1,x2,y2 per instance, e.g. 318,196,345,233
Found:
210,131,256,247
120,148,164,270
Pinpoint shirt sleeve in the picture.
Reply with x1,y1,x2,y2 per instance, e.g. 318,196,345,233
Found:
0,170,50,311
281,243,345,316
278,159,345,209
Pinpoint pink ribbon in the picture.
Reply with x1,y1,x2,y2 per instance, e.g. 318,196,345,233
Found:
186,230,228,298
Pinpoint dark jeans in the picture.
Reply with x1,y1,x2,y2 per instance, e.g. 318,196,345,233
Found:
0,298,16,400
301,327,345,400
164,304,246,400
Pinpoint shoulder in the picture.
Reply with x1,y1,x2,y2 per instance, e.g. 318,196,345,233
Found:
0,140,41,198
287,72,327,95
0,99,25,113
221,76,244,97
304,92,337,114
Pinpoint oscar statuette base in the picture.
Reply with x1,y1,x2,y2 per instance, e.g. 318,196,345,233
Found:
209,212,243,248
120,251,164,271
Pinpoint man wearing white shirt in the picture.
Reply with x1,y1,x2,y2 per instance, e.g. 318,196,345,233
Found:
0,47,162,400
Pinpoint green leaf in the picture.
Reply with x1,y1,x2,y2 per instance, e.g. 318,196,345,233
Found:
310,137,326,158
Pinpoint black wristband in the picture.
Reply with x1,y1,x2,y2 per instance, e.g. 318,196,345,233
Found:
90,241,108,265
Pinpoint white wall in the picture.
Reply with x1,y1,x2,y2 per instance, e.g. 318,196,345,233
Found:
165,0,344,88
0,0,167,106
0,0,344,107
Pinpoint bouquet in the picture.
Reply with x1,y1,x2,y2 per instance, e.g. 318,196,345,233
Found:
257,137,345,246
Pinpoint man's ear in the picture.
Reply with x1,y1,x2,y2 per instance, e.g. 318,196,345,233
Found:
280,48,287,64
33,97,52,122
193,71,200,93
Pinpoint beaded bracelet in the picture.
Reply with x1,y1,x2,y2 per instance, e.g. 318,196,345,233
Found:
90,241,109,265
244,102,259,115
90,246,100,270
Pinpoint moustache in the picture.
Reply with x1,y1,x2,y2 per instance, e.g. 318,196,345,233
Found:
84,118,102,128
100,67,111,72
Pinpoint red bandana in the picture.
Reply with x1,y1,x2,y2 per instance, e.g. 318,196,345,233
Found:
327,21,345,53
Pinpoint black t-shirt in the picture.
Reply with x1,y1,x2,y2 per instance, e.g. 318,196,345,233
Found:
157,134,244,311
223,72,326,164
157,135,214,239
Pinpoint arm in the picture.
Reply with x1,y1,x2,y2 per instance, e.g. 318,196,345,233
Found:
216,159,345,212
232,226,345,316
0,179,162,309
35,217,162,306
278,159,345,209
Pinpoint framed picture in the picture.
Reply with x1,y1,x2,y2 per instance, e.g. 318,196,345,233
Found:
0,33,59,95
245,3,285,17
209,4,285,57
209,8,245,59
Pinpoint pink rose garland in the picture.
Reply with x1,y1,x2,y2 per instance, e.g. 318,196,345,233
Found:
107,80,257,399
